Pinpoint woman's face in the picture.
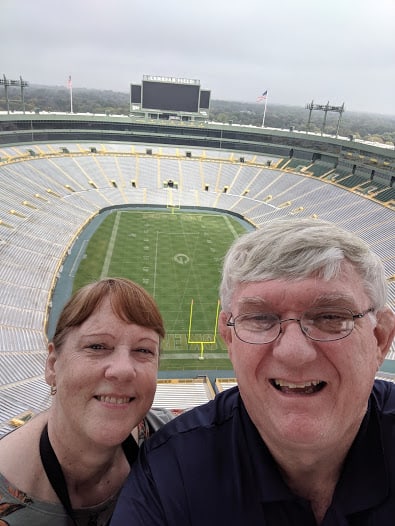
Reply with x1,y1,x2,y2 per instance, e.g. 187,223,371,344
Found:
46,295,160,448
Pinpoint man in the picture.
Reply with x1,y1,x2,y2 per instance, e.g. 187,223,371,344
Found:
111,218,395,525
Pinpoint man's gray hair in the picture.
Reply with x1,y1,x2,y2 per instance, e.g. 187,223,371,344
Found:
219,218,387,312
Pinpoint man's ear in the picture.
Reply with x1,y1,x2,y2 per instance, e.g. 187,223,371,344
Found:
374,307,395,367
219,311,232,345
45,342,57,387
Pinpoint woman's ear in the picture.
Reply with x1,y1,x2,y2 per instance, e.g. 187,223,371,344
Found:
45,342,57,387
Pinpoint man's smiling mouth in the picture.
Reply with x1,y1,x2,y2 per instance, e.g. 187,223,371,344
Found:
270,379,326,395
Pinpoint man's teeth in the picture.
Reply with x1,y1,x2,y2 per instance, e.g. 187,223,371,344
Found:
271,379,325,394
274,380,321,389
96,395,131,404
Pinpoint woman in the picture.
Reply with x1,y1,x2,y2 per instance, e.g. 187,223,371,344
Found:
0,277,171,525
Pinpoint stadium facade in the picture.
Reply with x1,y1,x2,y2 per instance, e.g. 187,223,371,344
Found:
0,109,394,436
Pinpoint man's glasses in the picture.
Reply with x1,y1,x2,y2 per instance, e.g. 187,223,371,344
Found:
226,307,374,344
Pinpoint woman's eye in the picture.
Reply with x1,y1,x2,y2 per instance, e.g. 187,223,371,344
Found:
86,343,108,350
136,348,154,355
134,347,159,359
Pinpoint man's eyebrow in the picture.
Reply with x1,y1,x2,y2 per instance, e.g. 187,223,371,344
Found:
237,297,271,310
236,294,359,310
309,294,357,308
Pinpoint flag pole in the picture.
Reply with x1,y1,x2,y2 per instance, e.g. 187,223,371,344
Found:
261,93,268,128
68,75,73,113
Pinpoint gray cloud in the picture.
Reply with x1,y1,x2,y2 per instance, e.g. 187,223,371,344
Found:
2,0,394,114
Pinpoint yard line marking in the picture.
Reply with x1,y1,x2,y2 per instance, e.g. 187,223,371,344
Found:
223,215,239,239
153,230,159,298
100,212,121,279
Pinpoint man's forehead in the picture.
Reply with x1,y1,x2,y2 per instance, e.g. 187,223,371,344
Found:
232,276,364,311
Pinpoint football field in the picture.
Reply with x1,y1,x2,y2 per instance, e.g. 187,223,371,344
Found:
73,210,249,370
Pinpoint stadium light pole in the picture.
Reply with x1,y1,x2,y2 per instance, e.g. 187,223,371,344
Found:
305,101,345,137
0,74,29,114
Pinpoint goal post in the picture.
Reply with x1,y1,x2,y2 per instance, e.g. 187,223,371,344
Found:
166,188,180,213
187,298,221,360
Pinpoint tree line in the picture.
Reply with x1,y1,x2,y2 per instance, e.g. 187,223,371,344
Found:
0,84,394,145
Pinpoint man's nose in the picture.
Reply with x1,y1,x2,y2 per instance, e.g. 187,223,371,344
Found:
272,319,317,365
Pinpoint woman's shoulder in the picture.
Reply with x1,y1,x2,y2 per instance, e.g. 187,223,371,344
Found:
0,413,51,499
0,411,46,456
0,471,86,525
0,471,117,525
145,407,175,431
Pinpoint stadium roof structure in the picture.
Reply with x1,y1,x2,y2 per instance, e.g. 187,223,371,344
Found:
0,112,394,436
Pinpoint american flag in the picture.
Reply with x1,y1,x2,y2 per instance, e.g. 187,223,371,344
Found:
68,75,72,89
256,90,267,102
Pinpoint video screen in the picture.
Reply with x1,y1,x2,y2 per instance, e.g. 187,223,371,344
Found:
142,81,200,112
131,84,142,104
199,90,211,109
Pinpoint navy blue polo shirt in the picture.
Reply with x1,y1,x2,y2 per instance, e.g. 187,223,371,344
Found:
111,380,395,525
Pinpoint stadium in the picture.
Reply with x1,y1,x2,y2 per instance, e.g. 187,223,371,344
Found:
0,76,394,436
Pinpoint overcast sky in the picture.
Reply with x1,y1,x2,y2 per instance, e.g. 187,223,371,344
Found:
2,0,394,115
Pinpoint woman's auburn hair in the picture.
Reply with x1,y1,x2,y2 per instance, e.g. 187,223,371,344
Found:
51,277,165,349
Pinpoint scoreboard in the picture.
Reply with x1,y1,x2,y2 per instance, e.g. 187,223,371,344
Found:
131,75,210,115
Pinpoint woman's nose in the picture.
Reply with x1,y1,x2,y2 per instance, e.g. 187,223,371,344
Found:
104,349,137,380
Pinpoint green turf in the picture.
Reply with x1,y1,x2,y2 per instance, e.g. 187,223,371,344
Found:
73,210,248,370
